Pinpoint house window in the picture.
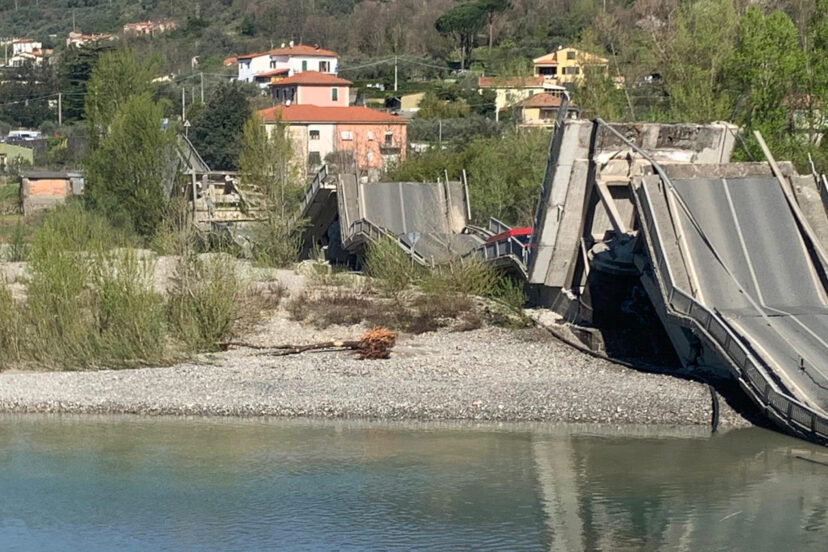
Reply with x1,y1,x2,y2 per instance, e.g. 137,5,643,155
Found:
538,66,557,76
331,87,338,102
564,66,580,75
367,131,375,141
270,60,277,69
319,60,329,72
308,151,322,166
309,130,320,140
301,60,308,71
340,130,353,140
566,50,576,60
384,132,393,146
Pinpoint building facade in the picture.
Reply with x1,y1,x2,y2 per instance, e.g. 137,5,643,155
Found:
532,47,609,85
259,105,407,181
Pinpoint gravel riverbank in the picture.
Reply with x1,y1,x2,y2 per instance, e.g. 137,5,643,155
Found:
0,327,750,428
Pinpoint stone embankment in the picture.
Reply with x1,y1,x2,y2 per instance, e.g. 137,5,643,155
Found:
0,326,749,428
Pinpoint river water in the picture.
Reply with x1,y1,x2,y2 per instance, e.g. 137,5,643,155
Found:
0,415,825,551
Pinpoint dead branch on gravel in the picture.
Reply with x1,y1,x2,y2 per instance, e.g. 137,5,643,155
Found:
222,327,398,360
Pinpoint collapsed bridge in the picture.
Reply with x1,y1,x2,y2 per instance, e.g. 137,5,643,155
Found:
292,106,828,443
527,112,828,444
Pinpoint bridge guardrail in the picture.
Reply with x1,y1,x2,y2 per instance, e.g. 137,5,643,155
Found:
344,218,429,266
298,164,329,216
636,171,828,443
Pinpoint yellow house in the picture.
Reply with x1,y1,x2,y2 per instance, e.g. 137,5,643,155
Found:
533,47,609,85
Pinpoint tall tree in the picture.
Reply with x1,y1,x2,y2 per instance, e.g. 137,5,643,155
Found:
479,0,510,50
189,81,251,171
84,94,176,237
238,112,303,266
84,46,160,146
728,7,806,148
435,2,486,70
57,43,114,122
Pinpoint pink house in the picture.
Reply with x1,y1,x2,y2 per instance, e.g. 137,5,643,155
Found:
269,71,351,107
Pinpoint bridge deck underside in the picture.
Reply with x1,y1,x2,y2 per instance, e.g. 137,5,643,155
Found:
650,176,828,414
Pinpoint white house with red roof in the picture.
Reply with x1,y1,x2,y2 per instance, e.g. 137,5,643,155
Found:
258,104,407,179
236,42,339,88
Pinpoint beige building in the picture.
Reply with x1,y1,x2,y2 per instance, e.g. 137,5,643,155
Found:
533,47,609,85
477,76,549,119
513,92,580,127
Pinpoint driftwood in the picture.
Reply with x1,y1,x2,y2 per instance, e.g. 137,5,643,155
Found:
222,327,397,360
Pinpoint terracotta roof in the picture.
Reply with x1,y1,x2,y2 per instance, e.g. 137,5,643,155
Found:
223,56,238,66
237,44,338,60
514,93,566,108
478,76,545,88
255,68,290,78
267,44,338,57
258,105,407,124
532,52,559,65
268,71,351,86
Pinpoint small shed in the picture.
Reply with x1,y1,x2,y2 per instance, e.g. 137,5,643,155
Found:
20,171,84,215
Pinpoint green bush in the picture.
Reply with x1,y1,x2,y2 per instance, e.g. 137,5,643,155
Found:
0,285,22,366
420,257,498,297
7,220,29,262
90,250,167,365
9,205,167,369
167,254,245,352
363,238,423,296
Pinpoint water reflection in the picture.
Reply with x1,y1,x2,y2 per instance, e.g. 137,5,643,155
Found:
0,416,824,551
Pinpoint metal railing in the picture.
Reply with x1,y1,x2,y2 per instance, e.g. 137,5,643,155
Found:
467,236,529,275
298,164,330,216
634,161,828,443
343,218,429,266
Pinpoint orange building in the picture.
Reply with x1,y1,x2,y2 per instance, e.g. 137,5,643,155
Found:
258,105,407,181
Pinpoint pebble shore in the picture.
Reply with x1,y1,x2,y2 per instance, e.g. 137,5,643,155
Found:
0,327,750,428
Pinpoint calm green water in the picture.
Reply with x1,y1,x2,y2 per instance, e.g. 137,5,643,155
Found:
0,416,825,551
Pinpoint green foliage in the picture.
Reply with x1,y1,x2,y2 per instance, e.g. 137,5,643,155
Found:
84,94,176,237
417,91,472,119
238,112,304,267
0,284,22,364
389,128,547,227
0,63,58,128
58,43,115,122
435,2,487,69
12,204,165,369
166,253,244,352
7,220,29,262
84,46,161,146
363,238,423,296
420,257,498,298
190,81,252,171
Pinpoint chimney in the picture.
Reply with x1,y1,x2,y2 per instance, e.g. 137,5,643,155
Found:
281,42,286,48
289,40,294,48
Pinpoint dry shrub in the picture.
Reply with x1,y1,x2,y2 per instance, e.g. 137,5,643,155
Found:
0,284,21,366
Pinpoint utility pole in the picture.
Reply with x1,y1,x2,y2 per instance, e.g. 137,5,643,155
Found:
200,72,204,103
181,87,186,121
394,55,398,92
72,10,76,32
57,92,62,127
